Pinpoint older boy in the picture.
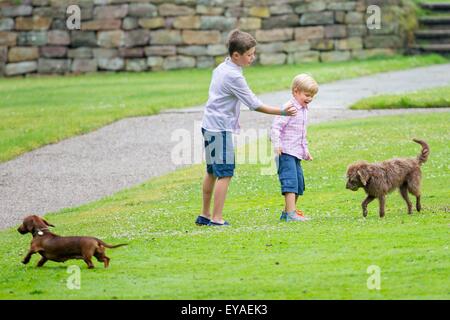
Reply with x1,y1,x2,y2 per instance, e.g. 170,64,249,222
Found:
195,29,297,227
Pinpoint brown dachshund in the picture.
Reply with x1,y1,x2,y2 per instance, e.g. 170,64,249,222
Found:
346,139,429,218
18,215,127,269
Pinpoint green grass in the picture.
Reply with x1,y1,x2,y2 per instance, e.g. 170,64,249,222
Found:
0,112,448,299
350,86,450,109
0,54,448,163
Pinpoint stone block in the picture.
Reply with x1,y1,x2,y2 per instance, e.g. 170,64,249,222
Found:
128,3,158,17
93,48,118,59
173,16,201,29
71,31,97,47
294,2,326,14
262,14,298,29
144,45,176,56
123,17,139,30
119,47,144,58
158,4,195,16
138,17,165,29
310,38,335,51
81,19,122,31
38,58,71,74
1,6,33,17
97,57,124,71
320,50,351,62
163,55,196,70
300,11,334,26
8,47,39,62
94,5,128,19
197,56,214,69
200,16,236,30
150,30,182,45
17,31,47,46
126,59,147,72
287,51,320,64
5,61,37,76
259,53,286,65
0,32,17,46
15,16,52,30
40,46,67,58
147,56,164,70
72,59,98,73
182,30,221,45
249,6,270,18
68,47,93,59
48,30,70,45
0,18,14,31
97,30,125,48
177,45,207,56
124,29,150,47
324,25,347,39
255,28,293,43
237,17,261,30
295,26,324,41
206,44,227,56
335,37,363,50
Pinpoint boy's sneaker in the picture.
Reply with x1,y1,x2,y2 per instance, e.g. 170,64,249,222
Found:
195,215,211,226
295,209,311,221
279,211,287,221
286,210,309,222
207,220,230,227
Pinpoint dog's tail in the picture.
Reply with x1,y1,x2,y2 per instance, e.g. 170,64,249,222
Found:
98,240,128,249
413,139,429,165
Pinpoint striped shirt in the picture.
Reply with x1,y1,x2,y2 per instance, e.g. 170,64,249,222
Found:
270,97,309,160
202,57,263,133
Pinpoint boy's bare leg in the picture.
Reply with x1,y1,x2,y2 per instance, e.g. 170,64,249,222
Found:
212,176,232,223
284,192,296,213
202,173,216,219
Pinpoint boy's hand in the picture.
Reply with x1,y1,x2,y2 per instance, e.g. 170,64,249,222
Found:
275,147,282,156
282,102,297,116
305,152,313,161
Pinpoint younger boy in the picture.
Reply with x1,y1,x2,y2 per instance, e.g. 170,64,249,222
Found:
195,29,297,227
270,74,318,222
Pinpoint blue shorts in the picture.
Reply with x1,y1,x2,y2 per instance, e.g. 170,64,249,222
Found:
276,153,305,195
202,128,235,178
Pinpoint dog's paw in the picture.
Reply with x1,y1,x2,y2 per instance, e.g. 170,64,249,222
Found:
21,260,29,265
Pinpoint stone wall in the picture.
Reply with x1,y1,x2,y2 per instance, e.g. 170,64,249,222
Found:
0,0,416,77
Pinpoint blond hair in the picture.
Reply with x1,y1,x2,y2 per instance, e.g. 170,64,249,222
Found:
291,74,319,95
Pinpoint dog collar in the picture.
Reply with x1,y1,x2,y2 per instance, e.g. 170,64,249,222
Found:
33,228,48,236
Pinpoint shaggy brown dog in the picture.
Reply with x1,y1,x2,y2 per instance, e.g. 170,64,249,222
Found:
18,215,127,268
346,139,429,218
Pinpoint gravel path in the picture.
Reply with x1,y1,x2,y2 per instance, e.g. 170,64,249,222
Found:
1,64,449,229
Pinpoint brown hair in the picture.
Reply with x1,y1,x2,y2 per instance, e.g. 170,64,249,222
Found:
226,29,257,56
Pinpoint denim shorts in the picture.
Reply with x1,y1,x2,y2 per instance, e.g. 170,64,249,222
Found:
202,128,235,178
276,153,305,195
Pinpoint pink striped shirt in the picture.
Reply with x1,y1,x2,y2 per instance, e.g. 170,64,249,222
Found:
270,97,309,160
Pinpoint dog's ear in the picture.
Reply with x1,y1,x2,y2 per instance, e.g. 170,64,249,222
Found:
357,169,370,186
43,219,55,227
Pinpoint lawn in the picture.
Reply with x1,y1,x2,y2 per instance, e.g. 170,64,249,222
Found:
0,112,448,299
350,85,450,109
0,54,447,163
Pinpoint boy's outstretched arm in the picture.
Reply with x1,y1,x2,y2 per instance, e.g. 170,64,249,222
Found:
256,103,297,116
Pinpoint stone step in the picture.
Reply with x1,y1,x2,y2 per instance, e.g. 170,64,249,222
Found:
419,16,450,25
410,43,450,53
420,2,450,11
415,29,450,38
